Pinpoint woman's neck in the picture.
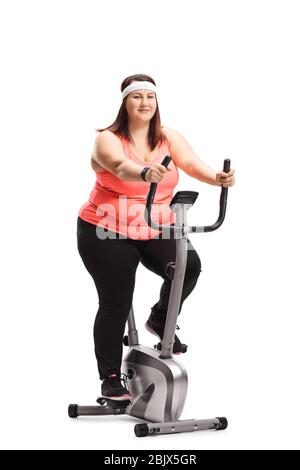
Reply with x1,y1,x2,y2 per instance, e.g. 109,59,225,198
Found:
128,122,150,144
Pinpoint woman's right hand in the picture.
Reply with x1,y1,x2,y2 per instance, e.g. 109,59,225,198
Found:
145,163,172,183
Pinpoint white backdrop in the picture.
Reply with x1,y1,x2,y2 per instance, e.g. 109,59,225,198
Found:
1,0,299,450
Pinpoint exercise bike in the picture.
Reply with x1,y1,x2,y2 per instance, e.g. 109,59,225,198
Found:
68,156,231,437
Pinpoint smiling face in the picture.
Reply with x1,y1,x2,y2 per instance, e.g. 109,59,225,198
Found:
125,89,157,123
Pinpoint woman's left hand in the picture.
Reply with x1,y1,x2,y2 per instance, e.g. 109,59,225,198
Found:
215,169,235,187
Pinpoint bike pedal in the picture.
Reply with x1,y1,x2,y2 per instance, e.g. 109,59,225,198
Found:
96,397,131,408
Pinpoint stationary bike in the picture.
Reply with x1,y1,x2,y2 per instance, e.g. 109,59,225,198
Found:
68,156,231,437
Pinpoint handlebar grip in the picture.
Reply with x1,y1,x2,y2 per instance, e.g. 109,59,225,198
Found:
145,156,172,230
223,158,231,173
161,155,172,168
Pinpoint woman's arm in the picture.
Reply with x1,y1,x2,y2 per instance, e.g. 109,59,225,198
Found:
163,127,235,187
92,131,170,183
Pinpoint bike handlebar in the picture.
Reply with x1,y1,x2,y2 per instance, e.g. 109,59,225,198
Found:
144,156,231,233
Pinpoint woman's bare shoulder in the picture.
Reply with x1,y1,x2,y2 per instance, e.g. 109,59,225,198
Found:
91,130,126,172
161,126,181,142
95,130,123,147
94,130,124,158
161,127,196,166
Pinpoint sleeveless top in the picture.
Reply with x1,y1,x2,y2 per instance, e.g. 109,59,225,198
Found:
78,134,179,240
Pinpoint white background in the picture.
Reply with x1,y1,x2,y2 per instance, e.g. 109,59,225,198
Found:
1,0,299,450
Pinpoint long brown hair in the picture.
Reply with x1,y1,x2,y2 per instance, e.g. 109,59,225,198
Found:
97,74,166,150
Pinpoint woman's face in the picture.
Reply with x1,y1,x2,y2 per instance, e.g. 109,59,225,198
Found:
125,89,157,123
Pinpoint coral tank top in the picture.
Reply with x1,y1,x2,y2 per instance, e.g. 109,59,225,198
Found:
78,133,179,240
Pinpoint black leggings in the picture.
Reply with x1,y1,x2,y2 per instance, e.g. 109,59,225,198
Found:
77,217,202,379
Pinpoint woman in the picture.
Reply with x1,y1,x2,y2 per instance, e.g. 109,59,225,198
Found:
77,73,235,400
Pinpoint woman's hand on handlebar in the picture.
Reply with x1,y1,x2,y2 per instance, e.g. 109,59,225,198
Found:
145,163,172,184
215,169,235,187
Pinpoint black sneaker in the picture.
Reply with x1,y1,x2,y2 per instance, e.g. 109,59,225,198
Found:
145,314,187,354
101,373,131,401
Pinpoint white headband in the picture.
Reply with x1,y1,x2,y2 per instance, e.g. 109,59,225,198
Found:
122,81,157,100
